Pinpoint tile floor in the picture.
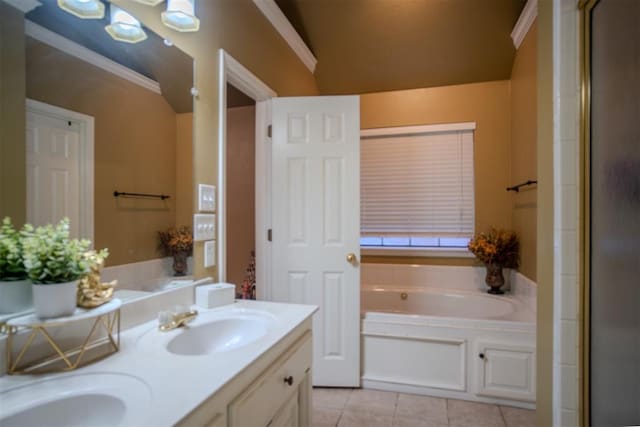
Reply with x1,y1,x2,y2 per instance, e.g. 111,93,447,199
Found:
312,388,535,427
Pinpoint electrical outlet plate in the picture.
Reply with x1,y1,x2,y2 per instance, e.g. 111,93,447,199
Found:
193,214,215,241
198,184,216,212
204,240,216,268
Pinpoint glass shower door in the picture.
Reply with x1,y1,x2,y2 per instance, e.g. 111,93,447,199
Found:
588,1,640,425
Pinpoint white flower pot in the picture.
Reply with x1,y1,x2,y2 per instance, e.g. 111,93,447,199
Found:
0,279,33,314
32,281,78,318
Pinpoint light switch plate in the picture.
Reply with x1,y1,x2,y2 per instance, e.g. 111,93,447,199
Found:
193,214,215,241
204,240,216,268
198,184,216,212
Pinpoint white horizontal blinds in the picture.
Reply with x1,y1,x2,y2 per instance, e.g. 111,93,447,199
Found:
361,129,474,237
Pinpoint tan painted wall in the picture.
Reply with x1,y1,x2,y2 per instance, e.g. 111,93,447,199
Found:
112,0,320,279
360,80,512,265
510,22,538,281
0,4,26,225
176,113,194,229
226,106,256,293
536,1,554,425
26,40,178,266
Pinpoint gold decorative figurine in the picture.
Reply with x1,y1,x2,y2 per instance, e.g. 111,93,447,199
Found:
77,249,117,308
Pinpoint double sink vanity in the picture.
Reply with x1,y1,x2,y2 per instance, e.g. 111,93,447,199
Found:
0,298,317,427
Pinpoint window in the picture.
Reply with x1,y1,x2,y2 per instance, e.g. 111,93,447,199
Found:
360,123,475,250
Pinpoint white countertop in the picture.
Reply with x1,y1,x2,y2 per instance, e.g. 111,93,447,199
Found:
0,300,317,426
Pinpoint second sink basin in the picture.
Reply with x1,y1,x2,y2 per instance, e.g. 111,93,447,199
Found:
0,373,151,427
167,316,270,355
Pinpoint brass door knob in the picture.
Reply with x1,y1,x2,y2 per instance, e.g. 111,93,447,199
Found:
346,253,357,264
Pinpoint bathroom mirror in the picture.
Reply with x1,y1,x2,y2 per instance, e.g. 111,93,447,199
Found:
0,0,195,320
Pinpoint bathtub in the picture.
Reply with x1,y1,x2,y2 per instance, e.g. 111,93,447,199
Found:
360,265,537,409
362,286,534,322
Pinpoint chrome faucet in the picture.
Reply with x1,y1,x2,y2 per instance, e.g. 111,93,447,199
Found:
158,307,198,332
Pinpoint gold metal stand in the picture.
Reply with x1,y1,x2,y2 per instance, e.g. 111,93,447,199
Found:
6,300,121,375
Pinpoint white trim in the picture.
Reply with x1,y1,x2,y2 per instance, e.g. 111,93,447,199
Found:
361,247,474,258
252,0,317,73
26,99,94,243
2,0,41,13
361,122,477,138
223,52,277,101
218,50,276,298
511,0,538,49
24,20,161,95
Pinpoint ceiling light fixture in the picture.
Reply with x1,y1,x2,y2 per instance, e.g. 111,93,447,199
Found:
105,5,148,44
161,0,200,32
57,0,105,19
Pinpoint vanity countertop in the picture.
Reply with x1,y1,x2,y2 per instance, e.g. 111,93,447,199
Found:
0,300,317,426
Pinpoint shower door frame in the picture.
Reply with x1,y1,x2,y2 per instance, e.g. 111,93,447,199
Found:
578,1,596,425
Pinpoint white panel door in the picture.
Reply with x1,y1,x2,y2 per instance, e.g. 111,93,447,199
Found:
272,96,360,387
26,111,81,237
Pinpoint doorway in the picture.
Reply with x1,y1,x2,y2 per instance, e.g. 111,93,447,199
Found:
216,49,276,297
225,84,256,298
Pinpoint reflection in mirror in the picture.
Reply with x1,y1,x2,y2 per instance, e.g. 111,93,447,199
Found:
0,0,195,321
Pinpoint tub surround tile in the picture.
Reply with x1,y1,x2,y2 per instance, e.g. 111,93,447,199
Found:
499,406,536,427
560,274,578,320
312,407,342,427
314,388,353,410
344,389,398,415
338,410,393,427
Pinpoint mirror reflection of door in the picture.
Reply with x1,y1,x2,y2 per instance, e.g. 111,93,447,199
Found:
26,101,93,240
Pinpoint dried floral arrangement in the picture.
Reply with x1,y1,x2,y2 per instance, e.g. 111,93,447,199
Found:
159,226,193,256
468,228,519,268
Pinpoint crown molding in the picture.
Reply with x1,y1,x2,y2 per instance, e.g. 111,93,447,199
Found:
2,0,41,13
25,20,161,95
511,0,538,49
252,0,317,73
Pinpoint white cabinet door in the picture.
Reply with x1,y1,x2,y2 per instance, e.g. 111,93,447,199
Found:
476,341,536,402
271,96,360,387
270,391,299,427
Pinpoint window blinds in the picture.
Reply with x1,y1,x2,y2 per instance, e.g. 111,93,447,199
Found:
360,129,474,237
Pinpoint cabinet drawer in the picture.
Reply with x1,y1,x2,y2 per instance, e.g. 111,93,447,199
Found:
229,332,312,427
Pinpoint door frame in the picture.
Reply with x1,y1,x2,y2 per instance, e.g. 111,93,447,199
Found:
26,99,94,242
217,49,277,298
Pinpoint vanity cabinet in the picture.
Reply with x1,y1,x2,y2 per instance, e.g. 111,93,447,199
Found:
475,340,536,403
179,328,313,427
228,332,312,427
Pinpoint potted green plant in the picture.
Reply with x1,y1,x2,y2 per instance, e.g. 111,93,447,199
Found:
468,228,519,294
0,217,33,314
22,218,91,318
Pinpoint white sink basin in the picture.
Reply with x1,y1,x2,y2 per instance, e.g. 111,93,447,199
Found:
167,313,273,356
136,308,277,356
0,373,151,427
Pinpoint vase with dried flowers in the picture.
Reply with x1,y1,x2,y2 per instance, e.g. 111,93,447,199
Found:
468,228,519,294
159,226,193,276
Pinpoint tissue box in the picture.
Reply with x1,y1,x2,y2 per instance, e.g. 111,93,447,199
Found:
195,283,235,309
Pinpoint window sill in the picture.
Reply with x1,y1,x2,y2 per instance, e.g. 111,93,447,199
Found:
361,247,475,258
